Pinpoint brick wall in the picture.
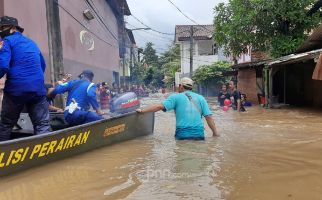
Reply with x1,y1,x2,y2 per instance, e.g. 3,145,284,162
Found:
251,51,267,62
237,69,258,104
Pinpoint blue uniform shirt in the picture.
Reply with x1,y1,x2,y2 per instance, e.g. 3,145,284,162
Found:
0,32,46,96
53,80,99,111
162,91,212,139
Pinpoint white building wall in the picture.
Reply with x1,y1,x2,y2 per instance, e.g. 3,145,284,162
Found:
179,40,226,76
218,47,230,61
237,46,251,64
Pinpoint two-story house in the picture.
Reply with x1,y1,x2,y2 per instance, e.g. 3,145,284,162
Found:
174,25,229,96
175,25,228,76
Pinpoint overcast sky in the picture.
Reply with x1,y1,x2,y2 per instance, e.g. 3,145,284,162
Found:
126,0,227,54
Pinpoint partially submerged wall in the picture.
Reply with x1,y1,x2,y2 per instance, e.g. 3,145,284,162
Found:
237,69,258,104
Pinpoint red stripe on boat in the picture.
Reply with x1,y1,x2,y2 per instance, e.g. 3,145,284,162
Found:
121,100,140,108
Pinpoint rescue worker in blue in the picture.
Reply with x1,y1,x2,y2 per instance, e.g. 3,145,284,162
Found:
50,70,105,126
0,16,50,141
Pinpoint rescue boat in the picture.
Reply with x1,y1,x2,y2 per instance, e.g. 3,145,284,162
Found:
0,92,154,177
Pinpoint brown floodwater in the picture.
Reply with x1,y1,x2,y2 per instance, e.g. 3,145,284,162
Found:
1,95,322,200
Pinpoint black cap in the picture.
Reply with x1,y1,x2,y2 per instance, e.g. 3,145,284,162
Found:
0,16,24,33
78,70,94,80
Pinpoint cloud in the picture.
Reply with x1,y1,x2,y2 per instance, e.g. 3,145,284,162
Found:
127,0,227,54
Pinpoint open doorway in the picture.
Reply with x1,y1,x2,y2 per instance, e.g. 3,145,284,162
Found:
272,60,322,107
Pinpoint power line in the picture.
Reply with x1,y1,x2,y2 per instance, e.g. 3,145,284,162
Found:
85,0,119,41
56,1,217,65
134,41,217,64
127,23,174,42
167,0,213,32
130,13,202,38
131,14,176,35
133,29,174,44
134,33,169,46
167,0,200,26
55,0,118,48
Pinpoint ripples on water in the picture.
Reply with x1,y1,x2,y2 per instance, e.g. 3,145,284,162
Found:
1,95,322,200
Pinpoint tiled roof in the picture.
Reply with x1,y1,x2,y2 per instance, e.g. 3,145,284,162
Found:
175,25,213,41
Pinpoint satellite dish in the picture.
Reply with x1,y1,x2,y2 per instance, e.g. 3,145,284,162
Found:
80,30,95,51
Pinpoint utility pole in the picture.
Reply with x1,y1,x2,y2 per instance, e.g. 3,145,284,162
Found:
122,4,126,89
130,44,133,84
122,39,126,89
189,25,194,78
45,0,64,107
264,65,269,108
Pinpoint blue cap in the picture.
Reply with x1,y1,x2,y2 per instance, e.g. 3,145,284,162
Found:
78,70,94,80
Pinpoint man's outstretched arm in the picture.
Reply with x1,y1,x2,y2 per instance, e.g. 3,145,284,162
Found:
205,115,219,137
136,103,165,113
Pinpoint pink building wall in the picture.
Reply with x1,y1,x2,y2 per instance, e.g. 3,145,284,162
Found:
1,0,120,85
59,0,120,83
1,0,50,84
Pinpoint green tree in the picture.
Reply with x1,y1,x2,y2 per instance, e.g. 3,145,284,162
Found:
141,42,165,88
144,67,154,86
131,62,146,85
159,44,181,87
142,42,158,67
192,61,231,86
139,43,181,88
214,0,321,58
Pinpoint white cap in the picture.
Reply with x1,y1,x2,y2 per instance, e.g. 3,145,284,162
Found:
180,77,193,88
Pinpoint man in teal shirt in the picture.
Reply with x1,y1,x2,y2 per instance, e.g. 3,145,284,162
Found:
136,77,218,140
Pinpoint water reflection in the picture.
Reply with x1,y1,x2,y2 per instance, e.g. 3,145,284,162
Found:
125,99,224,200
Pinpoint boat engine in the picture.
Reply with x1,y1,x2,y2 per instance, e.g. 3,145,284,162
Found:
109,92,140,115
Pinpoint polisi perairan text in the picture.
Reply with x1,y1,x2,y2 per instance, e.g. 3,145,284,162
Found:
0,130,91,168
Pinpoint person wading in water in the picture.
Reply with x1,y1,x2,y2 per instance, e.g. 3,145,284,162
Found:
229,80,245,112
218,84,230,107
136,77,219,140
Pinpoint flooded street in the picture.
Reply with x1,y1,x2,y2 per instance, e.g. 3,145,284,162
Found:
1,95,322,200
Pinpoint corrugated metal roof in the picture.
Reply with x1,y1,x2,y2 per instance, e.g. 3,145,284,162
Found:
232,59,271,70
268,48,322,67
232,48,322,69
175,25,213,41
